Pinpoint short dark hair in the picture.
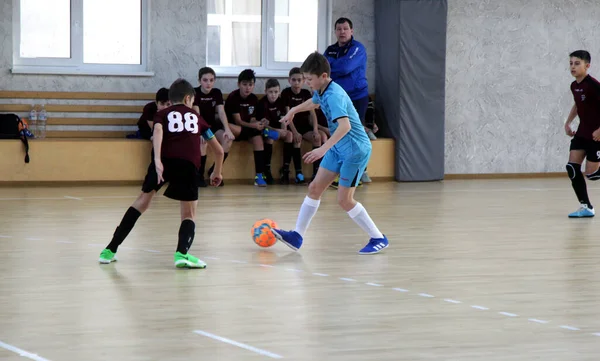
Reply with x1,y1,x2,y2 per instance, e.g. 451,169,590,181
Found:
198,67,216,79
265,79,280,90
289,67,301,77
570,50,591,63
155,87,169,103
168,78,195,104
300,51,331,77
238,69,256,83
335,17,353,29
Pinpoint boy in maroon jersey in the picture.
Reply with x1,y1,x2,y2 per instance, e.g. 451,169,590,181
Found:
225,69,278,187
256,79,295,184
137,87,170,140
98,78,225,268
193,67,239,187
281,67,328,183
565,50,600,218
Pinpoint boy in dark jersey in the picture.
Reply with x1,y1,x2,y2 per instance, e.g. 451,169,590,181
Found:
225,69,278,187
565,50,600,218
193,67,239,187
281,67,328,183
98,78,225,268
137,88,170,140
256,79,295,184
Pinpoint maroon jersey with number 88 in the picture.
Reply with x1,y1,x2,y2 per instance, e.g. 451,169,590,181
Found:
153,104,212,168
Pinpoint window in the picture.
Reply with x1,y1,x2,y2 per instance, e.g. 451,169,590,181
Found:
12,0,150,76
207,0,330,76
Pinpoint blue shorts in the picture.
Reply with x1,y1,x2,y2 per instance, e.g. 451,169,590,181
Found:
320,148,371,187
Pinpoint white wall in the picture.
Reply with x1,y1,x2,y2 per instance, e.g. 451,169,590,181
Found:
0,0,375,95
445,0,600,174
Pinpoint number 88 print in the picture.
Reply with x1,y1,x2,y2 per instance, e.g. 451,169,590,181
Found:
167,111,199,133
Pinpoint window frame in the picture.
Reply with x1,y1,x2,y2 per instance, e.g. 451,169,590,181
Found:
11,0,153,76
206,0,332,77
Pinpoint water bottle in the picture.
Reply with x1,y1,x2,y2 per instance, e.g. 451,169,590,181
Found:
29,105,38,137
38,105,47,139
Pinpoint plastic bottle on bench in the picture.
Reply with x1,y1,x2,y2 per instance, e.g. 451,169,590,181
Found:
29,105,38,137
38,104,47,139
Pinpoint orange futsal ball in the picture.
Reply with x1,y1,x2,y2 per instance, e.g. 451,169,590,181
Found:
251,218,278,248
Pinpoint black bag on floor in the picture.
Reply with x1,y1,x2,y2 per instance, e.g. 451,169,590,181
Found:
0,113,30,163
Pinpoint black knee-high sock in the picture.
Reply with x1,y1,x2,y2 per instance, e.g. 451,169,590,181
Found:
264,143,273,171
199,155,207,177
312,146,321,176
283,142,293,172
208,152,229,175
292,147,302,174
176,219,195,254
254,150,265,174
106,207,142,252
567,162,593,208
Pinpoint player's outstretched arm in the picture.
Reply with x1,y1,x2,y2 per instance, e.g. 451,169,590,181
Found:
303,117,350,164
206,136,224,186
281,99,319,126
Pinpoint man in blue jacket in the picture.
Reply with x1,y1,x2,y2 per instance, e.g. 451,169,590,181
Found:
324,17,373,185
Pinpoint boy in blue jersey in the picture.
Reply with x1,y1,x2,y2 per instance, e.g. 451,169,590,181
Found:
272,52,388,254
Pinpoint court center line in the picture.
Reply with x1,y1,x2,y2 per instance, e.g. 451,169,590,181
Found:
63,195,82,200
444,299,462,304
560,325,580,331
418,293,435,298
471,305,489,310
339,277,356,282
0,340,52,361
193,330,283,359
25,237,43,241
499,312,518,317
528,318,550,324
593,333,600,336
312,273,329,277
393,288,409,292
0,235,12,238
366,282,383,287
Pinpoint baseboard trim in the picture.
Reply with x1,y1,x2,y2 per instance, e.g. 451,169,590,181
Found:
443,172,564,180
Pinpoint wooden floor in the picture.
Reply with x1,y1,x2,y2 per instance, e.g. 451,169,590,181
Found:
1,179,599,361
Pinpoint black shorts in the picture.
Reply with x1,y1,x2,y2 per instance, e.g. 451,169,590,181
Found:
295,122,314,135
234,126,262,141
570,136,600,162
141,158,199,201
209,121,224,134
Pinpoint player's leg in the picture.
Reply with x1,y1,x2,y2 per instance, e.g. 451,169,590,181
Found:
99,162,162,263
249,132,267,187
272,152,339,251
302,130,323,181
338,154,387,254
280,130,294,184
207,127,231,187
567,137,594,217
198,138,208,187
584,144,600,180
263,137,275,185
161,159,206,268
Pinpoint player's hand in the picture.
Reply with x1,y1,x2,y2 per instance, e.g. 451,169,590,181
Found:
224,129,235,141
254,121,266,130
154,160,164,184
565,122,575,137
280,112,295,127
593,128,600,141
210,172,223,187
303,147,326,164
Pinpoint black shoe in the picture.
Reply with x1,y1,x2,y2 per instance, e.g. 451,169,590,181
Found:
279,168,290,185
265,168,274,185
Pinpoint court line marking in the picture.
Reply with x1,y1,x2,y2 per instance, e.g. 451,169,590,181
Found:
56,240,74,244
444,299,462,304
528,318,550,324
285,268,302,272
193,330,283,359
0,235,12,238
366,282,383,287
63,195,82,200
560,325,580,331
54,240,600,338
231,260,248,264
0,340,52,361
25,237,43,241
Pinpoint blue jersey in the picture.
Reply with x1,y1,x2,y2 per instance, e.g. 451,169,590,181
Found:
312,81,371,159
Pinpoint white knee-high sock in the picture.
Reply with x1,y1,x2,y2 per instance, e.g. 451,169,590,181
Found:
347,202,384,239
294,196,320,237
